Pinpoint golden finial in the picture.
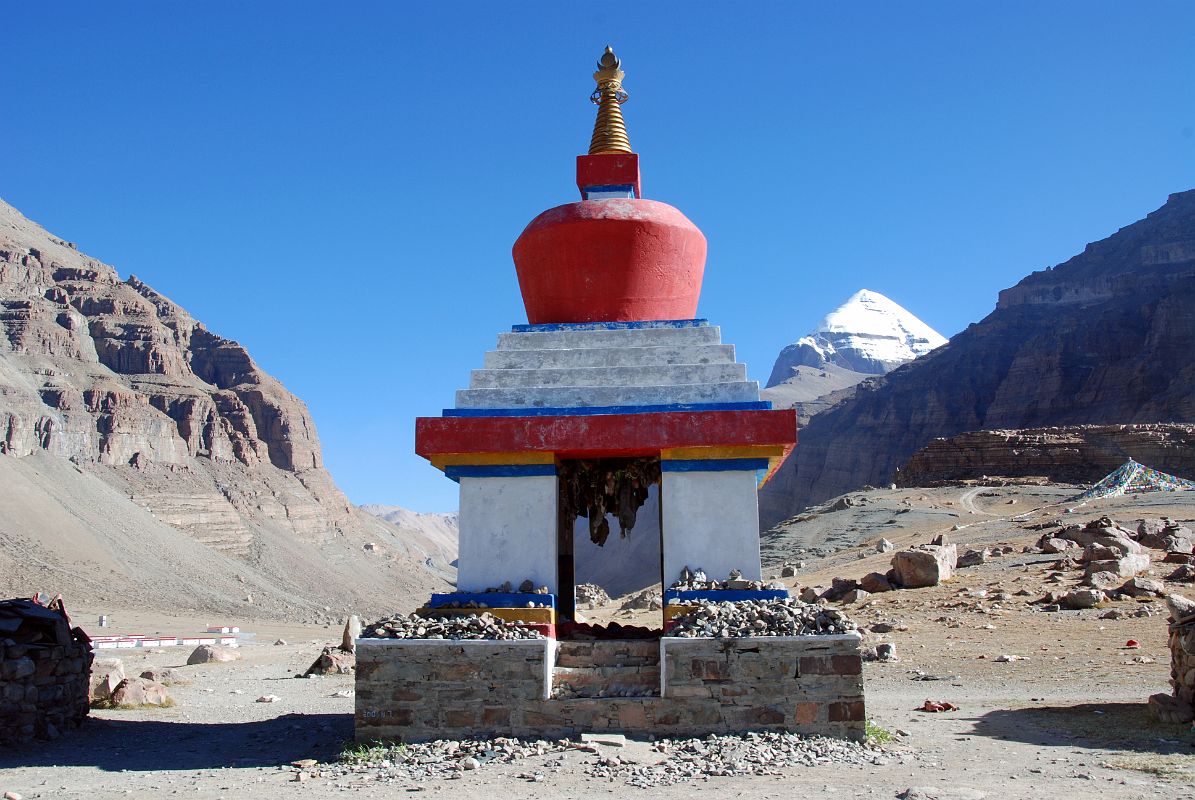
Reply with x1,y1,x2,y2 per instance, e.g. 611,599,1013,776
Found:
588,45,632,155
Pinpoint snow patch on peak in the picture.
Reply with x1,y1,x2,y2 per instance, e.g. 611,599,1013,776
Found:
767,290,946,386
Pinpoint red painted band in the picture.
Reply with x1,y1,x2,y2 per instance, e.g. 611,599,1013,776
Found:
415,409,798,459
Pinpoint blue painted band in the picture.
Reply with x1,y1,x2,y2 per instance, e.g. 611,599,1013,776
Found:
444,464,557,480
443,401,773,418
511,319,709,333
661,458,771,473
664,589,789,604
583,183,636,198
429,592,557,610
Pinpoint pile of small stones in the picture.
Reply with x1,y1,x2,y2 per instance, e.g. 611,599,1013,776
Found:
670,567,785,592
361,612,544,640
336,737,570,781
668,598,857,637
619,588,663,611
575,583,611,608
589,732,891,787
328,733,891,787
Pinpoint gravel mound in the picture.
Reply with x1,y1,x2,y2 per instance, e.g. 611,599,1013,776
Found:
668,598,857,637
362,612,544,640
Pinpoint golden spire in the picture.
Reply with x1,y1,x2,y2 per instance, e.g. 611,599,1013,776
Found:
588,45,632,155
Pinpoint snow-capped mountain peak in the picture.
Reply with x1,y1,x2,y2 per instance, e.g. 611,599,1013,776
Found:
766,289,946,386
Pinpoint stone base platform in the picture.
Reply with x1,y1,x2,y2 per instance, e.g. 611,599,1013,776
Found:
354,634,864,743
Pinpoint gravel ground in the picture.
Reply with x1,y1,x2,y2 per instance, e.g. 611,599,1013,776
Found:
2,487,1194,799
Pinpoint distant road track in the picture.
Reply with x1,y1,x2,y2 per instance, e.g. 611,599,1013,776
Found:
959,486,986,515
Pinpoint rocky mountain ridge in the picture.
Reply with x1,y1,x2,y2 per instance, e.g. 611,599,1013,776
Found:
759,189,1195,529
0,197,454,617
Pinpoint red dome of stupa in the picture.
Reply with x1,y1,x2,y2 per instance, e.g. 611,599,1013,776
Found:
512,47,707,325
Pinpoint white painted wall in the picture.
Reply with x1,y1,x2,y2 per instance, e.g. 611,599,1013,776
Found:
456,475,559,593
660,469,762,586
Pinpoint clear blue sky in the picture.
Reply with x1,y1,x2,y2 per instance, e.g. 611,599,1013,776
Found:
4,2,1193,512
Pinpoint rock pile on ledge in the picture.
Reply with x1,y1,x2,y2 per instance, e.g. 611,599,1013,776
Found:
670,567,786,592
668,598,856,638
362,612,544,641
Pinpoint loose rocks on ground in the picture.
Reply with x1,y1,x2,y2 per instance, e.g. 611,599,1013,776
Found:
362,612,544,640
331,732,893,788
668,598,856,637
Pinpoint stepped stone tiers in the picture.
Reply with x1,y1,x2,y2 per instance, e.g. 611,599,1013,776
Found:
418,318,795,599
361,46,859,745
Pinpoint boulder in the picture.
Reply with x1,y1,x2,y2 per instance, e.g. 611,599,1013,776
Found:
1168,565,1195,583
110,678,171,707
1077,518,1142,553
1083,570,1121,590
1040,537,1074,554
89,657,125,703
780,564,797,578
1117,577,1166,598
186,644,241,665
1136,517,1169,541
1084,554,1150,579
1166,534,1195,555
305,646,355,676
821,577,859,601
875,538,894,554
841,589,871,605
799,586,824,603
139,668,180,684
1081,544,1122,563
891,544,957,588
957,548,990,568
860,572,893,593
1061,589,1106,609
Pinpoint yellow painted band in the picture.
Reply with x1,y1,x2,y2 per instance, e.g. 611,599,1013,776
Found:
429,452,557,469
662,445,786,460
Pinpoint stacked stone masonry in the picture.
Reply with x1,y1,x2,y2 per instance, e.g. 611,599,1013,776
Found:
0,639,93,743
1170,619,1195,711
355,635,864,743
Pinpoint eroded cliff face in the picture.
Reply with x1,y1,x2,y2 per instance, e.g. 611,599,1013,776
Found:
0,198,453,616
895,424,1195,486
759,189,1195,528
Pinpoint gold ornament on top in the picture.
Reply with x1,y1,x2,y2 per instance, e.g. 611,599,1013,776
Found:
588,45,633,155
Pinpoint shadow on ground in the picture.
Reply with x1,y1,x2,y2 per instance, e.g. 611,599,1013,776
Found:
972,702,1193,755
0,712,352,771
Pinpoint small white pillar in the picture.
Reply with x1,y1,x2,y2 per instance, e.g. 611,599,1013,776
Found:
456,474,559,593
660,468,762,586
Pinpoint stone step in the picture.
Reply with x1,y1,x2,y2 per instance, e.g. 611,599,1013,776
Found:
551,665,661,699
497,326,722,351
468,363,747,390
483,343,737,370
554,640,660,668
455,381,761,409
